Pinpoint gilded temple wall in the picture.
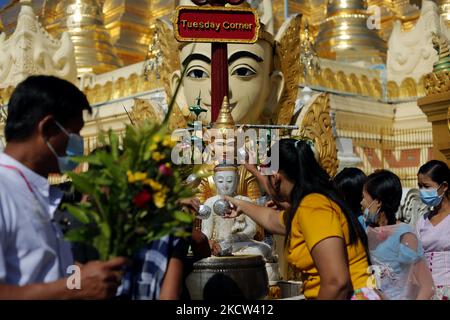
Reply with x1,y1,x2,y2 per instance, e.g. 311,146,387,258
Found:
1,0,448,186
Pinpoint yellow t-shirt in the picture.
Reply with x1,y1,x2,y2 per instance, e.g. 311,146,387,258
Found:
283,193,369,299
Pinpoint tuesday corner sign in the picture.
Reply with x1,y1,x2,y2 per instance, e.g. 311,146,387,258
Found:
173,6,260,44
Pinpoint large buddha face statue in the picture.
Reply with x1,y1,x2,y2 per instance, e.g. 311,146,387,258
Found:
171,40,284,124
213,166,238,196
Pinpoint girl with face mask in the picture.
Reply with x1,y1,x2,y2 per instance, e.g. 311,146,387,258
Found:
415,160,450,300
361,170,434,300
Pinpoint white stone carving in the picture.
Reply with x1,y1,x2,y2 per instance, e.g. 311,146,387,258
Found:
0,0,77,88
387,0,441,83
396,188,428,227
336,137,362,171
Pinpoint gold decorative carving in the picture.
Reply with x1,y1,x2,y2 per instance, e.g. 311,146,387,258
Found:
424,70,450,95
273,14,302,125
448,106,450,133
82,72,163,105
155,18,187,131
129,98,164,125
293,93,339,177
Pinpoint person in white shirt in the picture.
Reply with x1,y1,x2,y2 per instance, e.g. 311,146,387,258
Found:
0,75,127,299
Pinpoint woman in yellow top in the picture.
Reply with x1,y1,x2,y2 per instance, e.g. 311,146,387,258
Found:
224,139,371,299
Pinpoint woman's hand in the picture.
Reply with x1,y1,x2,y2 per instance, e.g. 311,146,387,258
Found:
178,197,201,213
223,196,245,218
243,165,279,202
244,163,259,175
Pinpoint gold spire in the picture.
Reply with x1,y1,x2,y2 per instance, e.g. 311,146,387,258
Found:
213,96,235,130
432,32,450,73
46,0,122,75
314,0,387,64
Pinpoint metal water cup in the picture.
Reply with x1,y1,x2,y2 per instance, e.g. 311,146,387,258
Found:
197,205,211,220
213,199,231,217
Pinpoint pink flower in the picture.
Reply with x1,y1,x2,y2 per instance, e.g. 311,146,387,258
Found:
159,163,172,177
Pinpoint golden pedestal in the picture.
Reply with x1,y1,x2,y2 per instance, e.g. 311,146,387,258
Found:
418,91,450,165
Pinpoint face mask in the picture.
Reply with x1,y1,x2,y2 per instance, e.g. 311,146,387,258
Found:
46,121,84,173
398,243,423,264
363,200,380,225
419,186,444,207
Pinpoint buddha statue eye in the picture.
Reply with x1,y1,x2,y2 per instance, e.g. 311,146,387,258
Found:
187,68,210,79
232,66,256,77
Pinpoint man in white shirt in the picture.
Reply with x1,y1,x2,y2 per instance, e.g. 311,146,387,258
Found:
0,75,127,299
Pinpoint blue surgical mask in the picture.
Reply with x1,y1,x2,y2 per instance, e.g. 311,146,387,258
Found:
46,121,84,173
419,186,444,207
363,200,380,225
398,243,423,264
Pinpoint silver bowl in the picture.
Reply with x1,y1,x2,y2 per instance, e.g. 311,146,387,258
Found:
213,199,231,217
197,204,211,220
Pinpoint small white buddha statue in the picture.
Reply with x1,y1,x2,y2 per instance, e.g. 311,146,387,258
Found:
202,164,274,261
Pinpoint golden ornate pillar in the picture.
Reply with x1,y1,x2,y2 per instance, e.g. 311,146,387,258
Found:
418,33,450,164
418,91,450,163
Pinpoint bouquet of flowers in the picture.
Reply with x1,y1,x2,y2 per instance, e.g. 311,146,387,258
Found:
63,121,194,260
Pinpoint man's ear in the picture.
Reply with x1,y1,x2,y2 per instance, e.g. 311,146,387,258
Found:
263,70,284,118
37,115,57,142
170,70,189,117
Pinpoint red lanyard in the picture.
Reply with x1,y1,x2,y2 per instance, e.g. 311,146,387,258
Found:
0,163,34,194
0,163,67,276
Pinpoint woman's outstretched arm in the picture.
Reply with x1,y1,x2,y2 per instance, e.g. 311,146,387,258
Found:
223,196,286,235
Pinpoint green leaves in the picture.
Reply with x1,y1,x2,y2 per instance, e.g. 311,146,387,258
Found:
62,120,195,260
66,173,95,195
62,203,90,224
174,210,193,224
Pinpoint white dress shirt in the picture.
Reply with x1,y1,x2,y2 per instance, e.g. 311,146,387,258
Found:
0,152,73,285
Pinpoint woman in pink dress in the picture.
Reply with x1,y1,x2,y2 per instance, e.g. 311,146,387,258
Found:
416,160,450,300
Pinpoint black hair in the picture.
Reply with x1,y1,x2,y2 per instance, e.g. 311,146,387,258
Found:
5,75,92,142
274,139,368,249
364,169,402,225
418,160,450,197
334,167,367,217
